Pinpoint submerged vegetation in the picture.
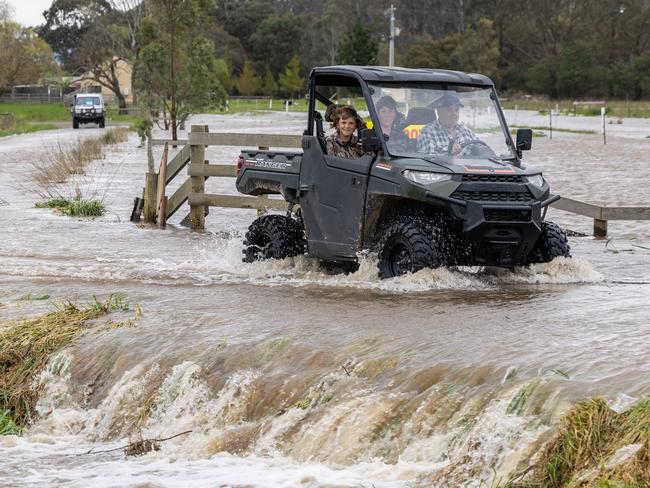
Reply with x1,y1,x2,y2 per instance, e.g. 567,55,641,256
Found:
35,198,106,217
0,295,136,431
508,398,650,487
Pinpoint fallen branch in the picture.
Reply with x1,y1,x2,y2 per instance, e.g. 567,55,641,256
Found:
78,430,193,456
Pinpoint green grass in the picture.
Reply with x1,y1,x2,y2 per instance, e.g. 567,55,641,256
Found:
0,102,144,135
0,295,133,430
0,102,70,121
501,97,650,118
512,125,597,135
0,404,22,436
0,123,59,138
35,198,106,217
507,398,650,487
211,97,369,115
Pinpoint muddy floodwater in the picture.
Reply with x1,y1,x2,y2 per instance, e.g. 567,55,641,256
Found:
1,111,649,487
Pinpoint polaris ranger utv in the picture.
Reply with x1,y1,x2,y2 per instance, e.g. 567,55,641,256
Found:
235,66,570,278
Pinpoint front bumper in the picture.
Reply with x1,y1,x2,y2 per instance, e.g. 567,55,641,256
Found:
74,110,103,121
426,191,559,266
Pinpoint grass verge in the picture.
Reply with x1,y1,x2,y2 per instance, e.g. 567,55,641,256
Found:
0,123,59,138
512,125,597,135
0,295,135,430
507,397,650,487
502,98,650,118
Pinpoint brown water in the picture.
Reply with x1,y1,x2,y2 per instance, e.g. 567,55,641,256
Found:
0,113,649,487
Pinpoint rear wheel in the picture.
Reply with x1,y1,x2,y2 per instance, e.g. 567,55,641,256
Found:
243,214,305,263
376,218,441,279
527,221,571,263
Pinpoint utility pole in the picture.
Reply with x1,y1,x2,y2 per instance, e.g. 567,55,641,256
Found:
388,4,396,67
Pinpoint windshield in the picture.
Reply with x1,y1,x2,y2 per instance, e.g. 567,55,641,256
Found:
368,83,515,161
76,97,101,107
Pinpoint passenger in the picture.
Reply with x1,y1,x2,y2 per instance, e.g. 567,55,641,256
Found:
375,95,407,147
417,93,478,155
325,105,365,159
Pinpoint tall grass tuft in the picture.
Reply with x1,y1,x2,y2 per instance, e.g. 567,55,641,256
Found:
35,198,105,217
509,397,650,487
0,295,132,430
30,127,128,200
101,127,129,145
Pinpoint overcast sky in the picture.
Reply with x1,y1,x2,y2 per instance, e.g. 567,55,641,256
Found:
6,0,52,27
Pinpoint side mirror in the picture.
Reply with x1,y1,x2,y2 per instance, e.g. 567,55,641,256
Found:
359,127,381,152
516,128,533,155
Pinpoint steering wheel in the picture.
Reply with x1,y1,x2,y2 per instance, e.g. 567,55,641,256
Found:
447,139,495,157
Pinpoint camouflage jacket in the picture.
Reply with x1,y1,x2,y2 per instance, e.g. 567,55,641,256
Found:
325,134,364,159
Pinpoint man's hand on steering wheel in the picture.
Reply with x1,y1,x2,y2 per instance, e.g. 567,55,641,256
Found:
447,139,492,156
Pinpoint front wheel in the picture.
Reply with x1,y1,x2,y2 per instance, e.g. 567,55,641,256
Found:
72,118,79,129
376,218,441,279
527,221,571,264
243,214,305,263
98,117,105,128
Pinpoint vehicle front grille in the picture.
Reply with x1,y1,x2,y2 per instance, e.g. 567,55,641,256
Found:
451,190,535,203
484,208,531,222
461,174,524,183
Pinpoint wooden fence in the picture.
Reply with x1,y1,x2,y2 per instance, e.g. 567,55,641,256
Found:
133,125,650,237
132,125,300,228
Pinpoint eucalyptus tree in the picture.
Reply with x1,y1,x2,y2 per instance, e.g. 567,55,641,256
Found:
137,0,227,140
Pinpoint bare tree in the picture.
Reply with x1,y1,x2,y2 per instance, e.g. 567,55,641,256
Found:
0,0,13,22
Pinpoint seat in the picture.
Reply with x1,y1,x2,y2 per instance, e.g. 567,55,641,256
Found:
405,107,437,125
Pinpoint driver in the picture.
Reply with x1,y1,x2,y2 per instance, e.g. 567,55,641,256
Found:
417,93,478,155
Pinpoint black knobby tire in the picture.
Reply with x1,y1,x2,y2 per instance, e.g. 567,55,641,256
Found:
376,218,441,279
99,118,105,128
243,214,305,263
528,220,571,264
73,118,79,129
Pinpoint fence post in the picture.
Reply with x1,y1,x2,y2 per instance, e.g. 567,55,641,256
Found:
189,125,208,230
143,172,158,223
594,218,608,238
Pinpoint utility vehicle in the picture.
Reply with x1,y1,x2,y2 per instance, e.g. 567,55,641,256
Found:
72,93,106,129
235,66,570,278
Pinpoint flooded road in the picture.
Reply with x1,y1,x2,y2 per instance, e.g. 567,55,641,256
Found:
0,113,649,487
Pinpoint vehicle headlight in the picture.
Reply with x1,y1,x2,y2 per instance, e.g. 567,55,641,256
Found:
526,174,545,188
403,170,452,185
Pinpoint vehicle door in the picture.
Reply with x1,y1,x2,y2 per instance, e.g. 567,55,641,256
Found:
299,75,376,260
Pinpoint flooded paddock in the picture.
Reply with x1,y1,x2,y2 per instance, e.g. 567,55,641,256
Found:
0,111,649,487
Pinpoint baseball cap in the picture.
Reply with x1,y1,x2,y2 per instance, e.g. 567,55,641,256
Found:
432,93,464,108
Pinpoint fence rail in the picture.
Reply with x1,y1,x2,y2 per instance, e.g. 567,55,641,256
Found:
134,127,650,237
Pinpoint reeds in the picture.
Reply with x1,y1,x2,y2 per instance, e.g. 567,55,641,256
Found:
0,295,131,429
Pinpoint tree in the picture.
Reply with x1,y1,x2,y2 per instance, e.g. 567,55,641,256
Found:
248,13,301,74
455,19,500,82
137,0,227,140
74,14,133,113
214,0,274,53
235,59,260,95
336,21,378,65
37,0,111,71
0,22,60,91
0,0,13,22
260,64,277,96
278,54,304,98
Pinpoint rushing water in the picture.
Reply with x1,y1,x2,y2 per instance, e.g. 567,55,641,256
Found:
0,112,649,487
